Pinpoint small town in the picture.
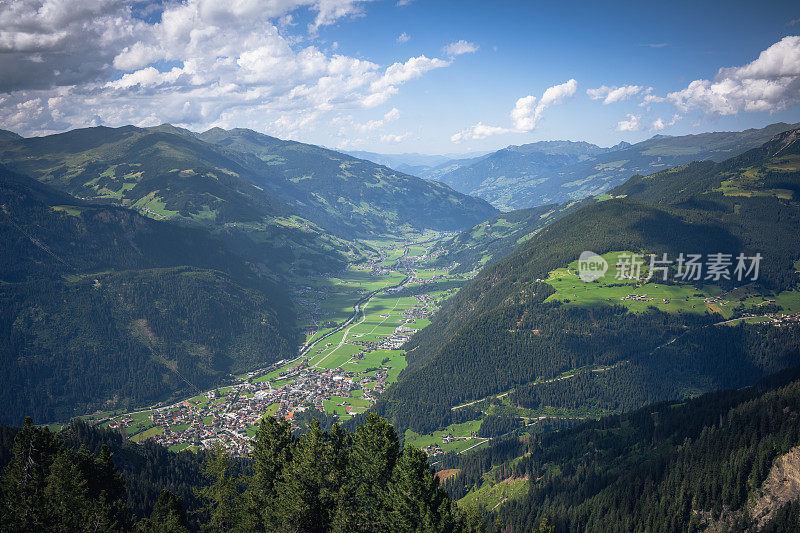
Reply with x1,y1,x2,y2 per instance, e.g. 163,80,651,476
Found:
105,242,460,456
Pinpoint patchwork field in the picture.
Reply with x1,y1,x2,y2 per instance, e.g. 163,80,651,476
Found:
544,251,800,319
96,230,473,451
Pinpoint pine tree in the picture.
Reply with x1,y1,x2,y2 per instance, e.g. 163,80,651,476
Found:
386,445,456,532
244,416,293,531
196,443,241,533
137,490,189,533
43,451,93,532
333,413,399,532
0,417,61,530
278,419,346,532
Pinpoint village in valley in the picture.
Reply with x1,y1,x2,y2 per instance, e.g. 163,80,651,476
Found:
103,234,482,456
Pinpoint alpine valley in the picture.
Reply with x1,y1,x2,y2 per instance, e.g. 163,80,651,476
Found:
4,118,800,531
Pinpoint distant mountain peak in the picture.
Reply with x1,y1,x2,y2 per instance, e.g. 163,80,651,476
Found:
766,127,800,156
609,140,632,151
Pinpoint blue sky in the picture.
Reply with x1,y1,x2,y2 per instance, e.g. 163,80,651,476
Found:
1,0,800,153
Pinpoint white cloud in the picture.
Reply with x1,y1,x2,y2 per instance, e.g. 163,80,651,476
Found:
381,132,410,143
363,55,450,107
0,0,452,138
667,35,800,116
616,113,642,131
397,32,410,43
587,84,648,104
641,93,667,106
443,40,479,56
451,79,577,143
511,79,577,131
354,107,400,131
651,114,681,130
450,122,512,142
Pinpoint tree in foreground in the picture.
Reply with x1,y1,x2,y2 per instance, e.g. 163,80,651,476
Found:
0,418,130,532
0,414,466,532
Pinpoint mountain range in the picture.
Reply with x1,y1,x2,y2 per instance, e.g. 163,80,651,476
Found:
0,166,300,422
0,125,496,276
344,150,492,181
3,120,800,531
373,127,800,434
0,125,496,425
356,122,798,212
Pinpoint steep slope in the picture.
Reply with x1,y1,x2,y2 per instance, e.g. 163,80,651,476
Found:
431,199,594,273
0,167,299,424
439,140,614,210
0,125,348,276
196,127,498,236
444,367,800,531
440,122,799,210
373,128,800,434
0,125,497,275
430,203,562,271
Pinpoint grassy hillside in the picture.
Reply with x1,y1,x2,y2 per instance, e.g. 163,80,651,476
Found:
438,140,613,209
431,201,590,273
371,128,800,434
0,168,299,424
196,127,498,236
439,122,799,210
0,125,497,276
0,125,350,276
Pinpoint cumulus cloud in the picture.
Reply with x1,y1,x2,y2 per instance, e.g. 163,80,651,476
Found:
450,122,512,142
651,114,681,130
511,79,578,131
0,0,146,92
397,32,410,43
667,35,800,115
362,55,450,107
0,0,451,138
443,40,479,56
587,84,648,104
451,79,577,143
616,113,642,131
380,132,410,143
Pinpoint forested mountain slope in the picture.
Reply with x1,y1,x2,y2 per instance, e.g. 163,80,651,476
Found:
371,128,800,434
438,122,799,210
444,367,800,532
195,127,498,236
430,201,588,273
0,415,461,532
0,125,349,275
0,125,497,275
0,167,298,424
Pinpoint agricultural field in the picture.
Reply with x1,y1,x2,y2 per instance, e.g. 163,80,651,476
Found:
97,230,473,454
459,477,530,510
404,419,487,454
544,251,800,319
